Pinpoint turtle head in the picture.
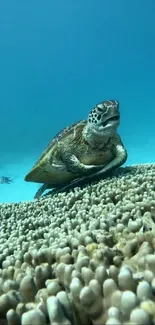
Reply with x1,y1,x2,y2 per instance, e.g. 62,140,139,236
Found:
87,100,120,137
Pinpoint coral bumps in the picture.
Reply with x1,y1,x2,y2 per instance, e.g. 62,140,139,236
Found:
0,163,155,324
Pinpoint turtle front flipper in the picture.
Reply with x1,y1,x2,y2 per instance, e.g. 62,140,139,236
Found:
55,143,127,193
90,143,127,177
69,142,127,184
61,153,103,176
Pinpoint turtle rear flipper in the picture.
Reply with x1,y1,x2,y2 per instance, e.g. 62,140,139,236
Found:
34,184,49,199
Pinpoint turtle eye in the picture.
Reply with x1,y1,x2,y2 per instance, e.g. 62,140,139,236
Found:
97,106,103,112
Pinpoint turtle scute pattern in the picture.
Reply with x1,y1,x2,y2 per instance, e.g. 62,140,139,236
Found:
1,163,155,324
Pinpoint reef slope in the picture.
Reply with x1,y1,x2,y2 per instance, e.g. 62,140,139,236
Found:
0,163,155,324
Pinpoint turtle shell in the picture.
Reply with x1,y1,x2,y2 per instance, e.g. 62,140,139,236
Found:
24,120,86,185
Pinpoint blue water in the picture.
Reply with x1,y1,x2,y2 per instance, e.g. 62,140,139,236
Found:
0,0,155,203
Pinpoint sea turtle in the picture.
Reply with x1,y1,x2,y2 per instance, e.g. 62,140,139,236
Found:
25,100,127,199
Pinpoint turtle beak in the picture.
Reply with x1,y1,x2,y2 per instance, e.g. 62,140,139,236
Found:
101,115,120,127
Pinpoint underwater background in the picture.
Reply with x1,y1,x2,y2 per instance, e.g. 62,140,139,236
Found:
0,0,154,203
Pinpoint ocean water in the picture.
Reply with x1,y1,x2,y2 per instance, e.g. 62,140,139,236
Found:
0,0,154,203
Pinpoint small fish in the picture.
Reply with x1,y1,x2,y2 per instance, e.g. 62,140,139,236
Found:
0,176,13,184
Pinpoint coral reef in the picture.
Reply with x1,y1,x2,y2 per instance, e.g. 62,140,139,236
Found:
0,163,155,324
